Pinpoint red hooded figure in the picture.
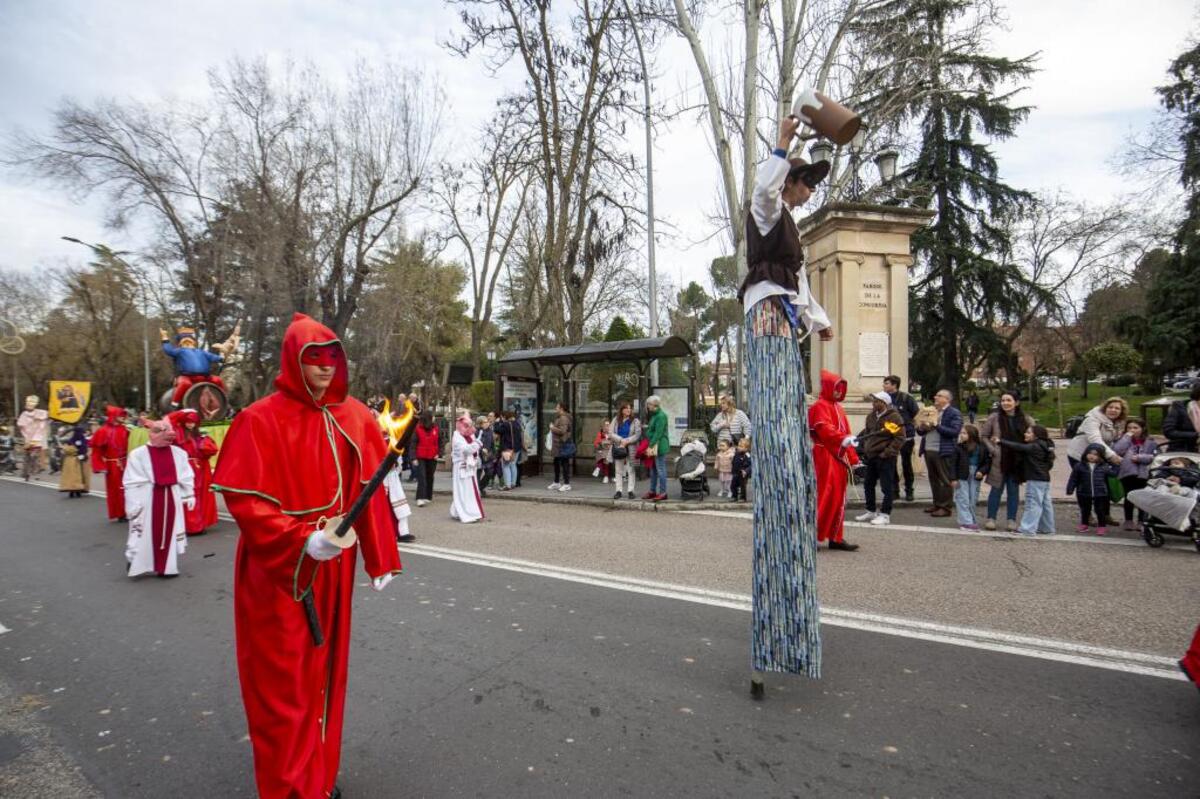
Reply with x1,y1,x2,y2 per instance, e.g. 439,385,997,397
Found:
169,408,220,534
90,405,130,521
213,313,401,799
808,370,860,549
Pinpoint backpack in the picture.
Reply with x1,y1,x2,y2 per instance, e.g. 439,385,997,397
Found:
1064,415,1084,439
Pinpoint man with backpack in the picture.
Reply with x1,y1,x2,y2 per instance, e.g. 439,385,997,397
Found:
884,375,920,502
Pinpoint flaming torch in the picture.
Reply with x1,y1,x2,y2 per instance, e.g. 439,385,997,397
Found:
303,398,417,645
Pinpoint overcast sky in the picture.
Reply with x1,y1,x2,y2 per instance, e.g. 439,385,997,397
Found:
0,0,1195,307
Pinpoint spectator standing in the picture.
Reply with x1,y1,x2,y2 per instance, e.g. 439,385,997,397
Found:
413,410,440,507
715,439,735,498
548,402,574,493
495,411,519,490
593,420,612,483
643,395,670,501
730,438,752,502
966,391,980,423
998,425,1057,536
950,424,991,531
883,376,920,502
1066,397,1128,468
854,392,905,526
917,389,963,518
476,415,497,497
1066,443,1119,535
608,402,641,500
1163,385,1200,452
710,394,752,447
1113,418,1158,529
978,391,1032,532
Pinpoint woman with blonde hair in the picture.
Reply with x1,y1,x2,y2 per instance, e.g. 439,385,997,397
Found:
1066,396,1128,469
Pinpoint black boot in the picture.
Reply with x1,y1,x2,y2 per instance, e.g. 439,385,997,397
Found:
829,540,859,551
330,785,342,799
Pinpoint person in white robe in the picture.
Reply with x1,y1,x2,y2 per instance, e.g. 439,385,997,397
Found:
449,411,484,524
124,419,195,577
384,465,417,542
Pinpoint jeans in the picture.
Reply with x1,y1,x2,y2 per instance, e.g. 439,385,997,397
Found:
1018,480,1054,534
502,458,518,488
986,474,1021,521
553,456,572,484
864,457,896,514
651,453,668,495
613,458,636,493
954,477,980,526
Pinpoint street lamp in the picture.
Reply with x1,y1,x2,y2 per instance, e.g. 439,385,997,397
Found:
62,236,153,412
808,140,834,166
873,149,899,184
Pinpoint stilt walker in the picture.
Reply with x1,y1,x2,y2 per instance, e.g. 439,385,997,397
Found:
90,405,130,521
212,313,402,799
739,113,837,696
809,370,861,551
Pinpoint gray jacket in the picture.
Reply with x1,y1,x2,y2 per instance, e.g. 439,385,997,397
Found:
710,408,752,445
607,415,642,462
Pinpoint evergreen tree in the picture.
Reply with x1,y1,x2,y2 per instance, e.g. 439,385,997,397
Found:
855,0,1038,395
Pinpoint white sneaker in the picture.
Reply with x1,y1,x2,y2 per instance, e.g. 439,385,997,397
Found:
548,483,560,490
592,467,601,477
854,511,877,522
416,499,428,507
559,484,572,492
870,513,890,526
602,476,609,484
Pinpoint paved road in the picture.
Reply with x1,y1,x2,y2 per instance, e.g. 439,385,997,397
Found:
0,481,1197,797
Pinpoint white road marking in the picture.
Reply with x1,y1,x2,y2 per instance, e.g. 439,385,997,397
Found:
400,543,1187,682
4,476,1189,680
0,623,9,635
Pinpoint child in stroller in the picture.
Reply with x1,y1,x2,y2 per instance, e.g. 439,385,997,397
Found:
675,433,710,501
1126,453,1200,552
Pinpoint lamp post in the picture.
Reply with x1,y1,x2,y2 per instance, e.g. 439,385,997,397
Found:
809,133,899,202
62,237,153,411
620,0,658,386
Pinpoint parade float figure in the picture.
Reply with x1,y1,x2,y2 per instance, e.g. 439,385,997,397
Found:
123,419,194,578
739,113,835,695
170,408,219,535
90,405,130,521
212,313,401,799
160,322,240,411
59,423,91,498
16,394,49,481
809,370,861,551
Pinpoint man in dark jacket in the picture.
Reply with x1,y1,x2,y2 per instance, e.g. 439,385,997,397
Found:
1163,387,1200,452
918,388,963,517
853,392,906,527
884,375,920,502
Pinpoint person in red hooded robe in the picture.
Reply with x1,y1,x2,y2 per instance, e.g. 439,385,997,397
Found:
90,405,130,521
212,313,402,799
1183,624,1200,693
169,408,220,535
808,370,861,551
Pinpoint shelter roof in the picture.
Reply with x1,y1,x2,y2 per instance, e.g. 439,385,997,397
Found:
499,336,692,370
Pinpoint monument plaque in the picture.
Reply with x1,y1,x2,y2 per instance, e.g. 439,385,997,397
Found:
858,331,890,377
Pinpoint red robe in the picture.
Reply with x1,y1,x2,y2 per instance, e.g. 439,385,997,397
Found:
213,313,401,799
808,370,859,544
178,428,219,534
90,410,130,521
1183,624,1200,687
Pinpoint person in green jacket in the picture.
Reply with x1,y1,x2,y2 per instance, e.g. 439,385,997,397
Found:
643,395,670,501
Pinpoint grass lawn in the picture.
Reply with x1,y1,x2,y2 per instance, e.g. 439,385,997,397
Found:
973,383,1177,433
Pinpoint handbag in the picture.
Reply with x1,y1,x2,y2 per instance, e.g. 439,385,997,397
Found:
559,439,577,458
612,444,628,460
1106,475,1125,504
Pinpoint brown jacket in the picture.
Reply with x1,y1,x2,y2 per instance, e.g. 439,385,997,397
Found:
859,407,905,460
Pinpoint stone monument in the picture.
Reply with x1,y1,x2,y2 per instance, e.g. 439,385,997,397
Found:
796,201,934,430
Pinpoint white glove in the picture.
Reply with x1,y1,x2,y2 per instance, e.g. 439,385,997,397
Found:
372,572,396,592
305,531,342,561
841,435,859,448
184,497,196,512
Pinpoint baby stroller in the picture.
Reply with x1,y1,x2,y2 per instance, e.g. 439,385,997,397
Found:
1127,452,1200,553
675,434,709,501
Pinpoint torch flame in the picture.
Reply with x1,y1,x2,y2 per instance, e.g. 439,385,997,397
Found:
378,398,417,455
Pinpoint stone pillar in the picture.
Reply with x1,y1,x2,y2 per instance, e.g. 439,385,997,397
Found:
796,202,934,431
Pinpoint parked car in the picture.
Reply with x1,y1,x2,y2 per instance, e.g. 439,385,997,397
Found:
1173,377,1200,391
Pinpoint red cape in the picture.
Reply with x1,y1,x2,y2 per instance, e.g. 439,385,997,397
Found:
808,370,859,544
214,313,401,799
90,406,129,521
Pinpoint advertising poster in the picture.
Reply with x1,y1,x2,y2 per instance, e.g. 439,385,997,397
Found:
652,386,690,447
502,378,539,456
48,380,91,424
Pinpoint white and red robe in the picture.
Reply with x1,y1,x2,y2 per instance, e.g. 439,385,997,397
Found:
450,431,484,523
123,444,194,577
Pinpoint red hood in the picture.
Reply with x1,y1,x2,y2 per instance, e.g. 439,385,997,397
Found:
819,369,847,403
104,404,127,424
274,313,348,407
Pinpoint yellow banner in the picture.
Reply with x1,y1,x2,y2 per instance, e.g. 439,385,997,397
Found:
48,381,91,424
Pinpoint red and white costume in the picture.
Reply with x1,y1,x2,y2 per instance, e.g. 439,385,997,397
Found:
123,421,194,577
169,409,220,534
212,313,401,799
90,405,130,521
450,414,484,523
808,370,859,544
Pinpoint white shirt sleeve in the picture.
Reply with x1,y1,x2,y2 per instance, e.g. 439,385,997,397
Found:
750,154,790,237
